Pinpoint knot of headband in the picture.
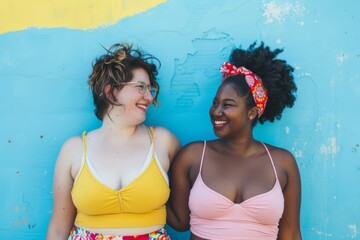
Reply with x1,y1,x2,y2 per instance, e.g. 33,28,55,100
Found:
220,61,268,117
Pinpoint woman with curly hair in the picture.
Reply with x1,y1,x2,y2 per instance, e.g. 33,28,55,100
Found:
47,43,180,240
167,42,302,240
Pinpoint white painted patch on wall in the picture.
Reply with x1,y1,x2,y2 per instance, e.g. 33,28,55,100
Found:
285,126,290,134
319,137,338,156
291,140,306,158
337,52,348,66
315,119,322,132
297,72,312,77
311,227,333,237
347,224,358,238
262,1,306,24
295,150,302,158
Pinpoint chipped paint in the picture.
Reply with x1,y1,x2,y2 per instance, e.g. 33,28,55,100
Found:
13,216,29,227
347,224,359,238
311,227,333,237
262,0,306,24
315,117,324,132
337,53,349,66
285,126,290,134
352,144,359,153
294,150,303,158
319,137,338,156
291,139,306,159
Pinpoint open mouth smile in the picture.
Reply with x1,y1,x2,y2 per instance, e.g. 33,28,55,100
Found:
136,104,148,112
213,120,228,129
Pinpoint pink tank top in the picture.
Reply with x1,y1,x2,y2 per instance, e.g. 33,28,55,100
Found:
189,141,284,240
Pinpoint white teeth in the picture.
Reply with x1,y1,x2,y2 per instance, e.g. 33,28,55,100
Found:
137,104,147,110
215,120,227,125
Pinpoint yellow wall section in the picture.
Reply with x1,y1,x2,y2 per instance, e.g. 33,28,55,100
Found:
0,0,167,34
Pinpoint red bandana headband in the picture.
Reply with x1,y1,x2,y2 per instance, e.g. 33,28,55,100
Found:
220,61,268,117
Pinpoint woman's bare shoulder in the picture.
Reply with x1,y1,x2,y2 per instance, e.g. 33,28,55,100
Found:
61,135,83,152
180,140,205,154
152,126,177,141
172,140,205,165
264,143,298,170
56,135,83,166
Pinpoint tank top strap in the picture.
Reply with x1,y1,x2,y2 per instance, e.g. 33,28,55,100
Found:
74,131,88,184
82,131,87,158
261,142,279,180
148,126,155,146
199,141,207,173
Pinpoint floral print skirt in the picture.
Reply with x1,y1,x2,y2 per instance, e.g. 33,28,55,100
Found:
68,225,171,240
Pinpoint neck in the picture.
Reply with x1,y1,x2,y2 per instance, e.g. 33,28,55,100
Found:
100,116,140,142
219,135,259,157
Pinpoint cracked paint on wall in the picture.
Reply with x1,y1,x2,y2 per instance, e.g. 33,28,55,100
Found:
170,29,234,112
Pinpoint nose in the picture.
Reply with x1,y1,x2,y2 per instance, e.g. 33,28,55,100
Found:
143,87,154,101
212,105,223,117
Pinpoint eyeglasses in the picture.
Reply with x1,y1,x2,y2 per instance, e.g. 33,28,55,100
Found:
123,81,158,98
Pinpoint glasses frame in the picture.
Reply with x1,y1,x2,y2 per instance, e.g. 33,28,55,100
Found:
122,81,158,98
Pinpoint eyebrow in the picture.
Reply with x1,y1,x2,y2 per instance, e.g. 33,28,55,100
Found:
128,81,150,86
218,98,237,103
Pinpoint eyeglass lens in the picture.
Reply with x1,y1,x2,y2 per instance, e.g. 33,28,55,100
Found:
135,81,157,98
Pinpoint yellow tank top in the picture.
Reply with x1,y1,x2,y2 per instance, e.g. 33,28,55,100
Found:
71,127,170,228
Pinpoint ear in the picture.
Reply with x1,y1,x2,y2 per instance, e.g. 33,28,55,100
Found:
248,107,258,120
104,84,112,99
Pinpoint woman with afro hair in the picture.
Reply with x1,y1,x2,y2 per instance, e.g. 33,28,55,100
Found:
167,42,302,240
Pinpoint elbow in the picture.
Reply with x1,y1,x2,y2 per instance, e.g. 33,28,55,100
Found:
166,202,191,232
167,223,190,232
166,214,190,232
169,223,190,232
166,209,190,232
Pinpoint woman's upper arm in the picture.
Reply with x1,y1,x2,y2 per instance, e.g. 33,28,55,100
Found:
277,150,302,240
153,126,181,162
167,143,200,231
46,137,80,239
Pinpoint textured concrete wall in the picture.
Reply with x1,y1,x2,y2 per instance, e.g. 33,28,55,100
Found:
1,0,359,239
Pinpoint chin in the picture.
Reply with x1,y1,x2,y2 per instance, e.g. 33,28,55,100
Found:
213,128,226,138
136,115,146,125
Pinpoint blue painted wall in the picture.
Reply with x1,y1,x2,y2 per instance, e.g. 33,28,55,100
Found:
1,0,360,239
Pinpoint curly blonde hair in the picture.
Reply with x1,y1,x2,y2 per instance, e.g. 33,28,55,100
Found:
88,43,160,120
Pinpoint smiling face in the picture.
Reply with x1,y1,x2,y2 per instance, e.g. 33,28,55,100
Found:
109,68,154,124
209,83,254,139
